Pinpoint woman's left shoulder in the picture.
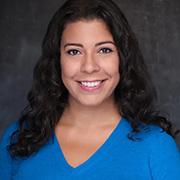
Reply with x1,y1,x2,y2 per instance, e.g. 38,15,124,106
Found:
143,124,180,179
146,124,178,145
140,124,179,151
136,124,180,179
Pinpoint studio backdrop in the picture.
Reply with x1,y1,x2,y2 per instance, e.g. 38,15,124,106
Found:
0,0,180,145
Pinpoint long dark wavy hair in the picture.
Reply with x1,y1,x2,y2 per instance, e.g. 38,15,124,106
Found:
8,0,178,158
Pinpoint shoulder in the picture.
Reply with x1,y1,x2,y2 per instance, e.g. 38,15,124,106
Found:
0,120,19,147
133,123,179,153
0,120,19,179
121,118,179,147
123,119,180,159
140,124,180,178
142,124,179,150
0,120,19,157
145,124,180,157
129,122,180,178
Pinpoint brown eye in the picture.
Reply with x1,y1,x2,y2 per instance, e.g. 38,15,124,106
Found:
99,48,113,54
67,49,81,56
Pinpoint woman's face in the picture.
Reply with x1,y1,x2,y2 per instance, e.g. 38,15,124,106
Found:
60,19,120,107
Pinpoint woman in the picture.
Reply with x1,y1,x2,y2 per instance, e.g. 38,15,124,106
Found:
0,0,180,179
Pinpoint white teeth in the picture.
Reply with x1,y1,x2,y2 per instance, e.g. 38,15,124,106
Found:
81,81,102,87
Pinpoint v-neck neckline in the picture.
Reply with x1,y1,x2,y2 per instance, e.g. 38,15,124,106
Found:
52,117,125,172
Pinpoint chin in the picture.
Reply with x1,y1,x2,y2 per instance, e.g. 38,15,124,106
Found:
80,101,103,107
75,95,112,108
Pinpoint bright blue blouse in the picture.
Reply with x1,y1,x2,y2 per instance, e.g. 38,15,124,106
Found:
0,117,180,180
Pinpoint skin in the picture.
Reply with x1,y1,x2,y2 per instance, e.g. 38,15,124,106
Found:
55,19,121,168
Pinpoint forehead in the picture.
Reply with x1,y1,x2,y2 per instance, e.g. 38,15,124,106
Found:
61,19,114,44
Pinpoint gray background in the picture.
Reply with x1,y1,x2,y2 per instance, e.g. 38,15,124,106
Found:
0,0,180,145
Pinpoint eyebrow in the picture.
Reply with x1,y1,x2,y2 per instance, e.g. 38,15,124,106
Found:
63,41,115,48
95,41,115,47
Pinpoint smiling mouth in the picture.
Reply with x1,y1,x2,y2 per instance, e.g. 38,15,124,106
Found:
77,79,106,88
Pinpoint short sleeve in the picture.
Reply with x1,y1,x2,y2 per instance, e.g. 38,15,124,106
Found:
149,129,180,180
0,121,18,180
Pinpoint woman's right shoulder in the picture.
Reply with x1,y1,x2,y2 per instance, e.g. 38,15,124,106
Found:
0,120,19,147
0,121,19,179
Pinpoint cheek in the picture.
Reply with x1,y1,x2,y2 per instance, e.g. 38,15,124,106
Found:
61,61,70,78
106,56,120,86
60,58,79,81
103,56,120,75
60,57,70,84
112,55,120,74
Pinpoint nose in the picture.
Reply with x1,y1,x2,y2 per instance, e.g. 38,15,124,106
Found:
80,53,100,73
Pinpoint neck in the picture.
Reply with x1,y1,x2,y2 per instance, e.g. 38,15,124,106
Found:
59,96,121,128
